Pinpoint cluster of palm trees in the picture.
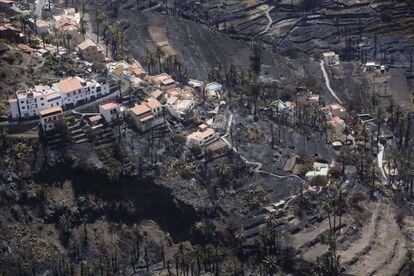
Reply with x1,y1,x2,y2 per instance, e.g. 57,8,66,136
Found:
312,182,346,275
144,48,189,82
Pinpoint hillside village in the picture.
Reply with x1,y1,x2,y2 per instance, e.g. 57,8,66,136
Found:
1,0,414,275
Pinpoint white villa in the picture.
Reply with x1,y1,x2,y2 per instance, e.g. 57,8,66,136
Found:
9,77,110,119
187,124,218,146
323,51,340,66
166,97,196,120
99,102,121,123
39,106,63,132
305,162,329,181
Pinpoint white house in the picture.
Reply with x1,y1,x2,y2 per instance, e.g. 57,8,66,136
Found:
29,19,50,35
39,106,63,132
9,77,110,119
11,85,63,119
52,77,110,108
99,102,121,123
166,98,196,120
365,61,376,72
323,51,340,66
152,73,175,87
188,79,204,90
271,100,289,113
187,124,218,146
305,162,329,181
205,82,222,97
329,103,347,119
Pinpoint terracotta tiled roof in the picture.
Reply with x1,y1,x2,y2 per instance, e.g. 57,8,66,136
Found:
77,39,96,51
139,114,154,122
39,106,63,117
130,104,151,116
145,98,161,109
100,102,119,110
57,78,83,93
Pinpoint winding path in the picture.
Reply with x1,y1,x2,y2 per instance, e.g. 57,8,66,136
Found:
258,6,274,36
320,59,390,187
220,113,305,182
319,60,343,104
377,141,389,185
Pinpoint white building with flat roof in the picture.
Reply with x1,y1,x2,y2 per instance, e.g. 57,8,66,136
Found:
323,51,340,66
11,85,63,119
166,98,196,120
52,77,110,107
187,124,218,146
9,77,110,119
305,162,329,181
99,102,121,123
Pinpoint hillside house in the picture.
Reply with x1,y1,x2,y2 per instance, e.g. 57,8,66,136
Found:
107,60,145,85
166,97,196,120
152,73,175,87
0,23,25,43
129,98,164,131
9,77,110,119
99,102,121,123
77,39,105,62
53,13,83,49
130,59,146,78
149,89,164,101
39,106,63,132
28,19,50,35
52,77,110,107
305,162,329,181
328,116,346,135
329,103,347,119
205,82,222,93
88,114,103,128
205,82,222,99
188,79,204,91
187,124,218,146
323,51,340,66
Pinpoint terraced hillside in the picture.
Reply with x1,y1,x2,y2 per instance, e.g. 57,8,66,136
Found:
175,0,414,65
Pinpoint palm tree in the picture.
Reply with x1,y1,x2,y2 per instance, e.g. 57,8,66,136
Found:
41,33,46,48
52,28,62,53
144,50,156,75
0,125,6,152
94,10,105,44
373,106,385,146
79,18,88,40
64,31,72,49
116,79,124,98
116,31,126,59
59,211,72,234
31,13,39,34
260,255,279,275
111,0,121,18
250,39,263,74
155,46,164,73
